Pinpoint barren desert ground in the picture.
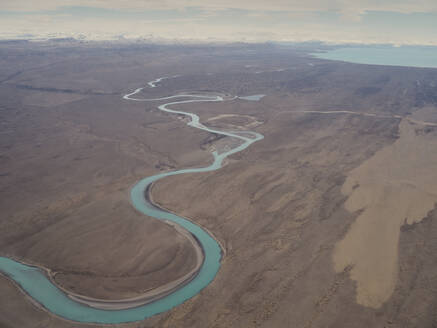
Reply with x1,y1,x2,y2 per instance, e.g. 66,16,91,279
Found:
1,40,437,327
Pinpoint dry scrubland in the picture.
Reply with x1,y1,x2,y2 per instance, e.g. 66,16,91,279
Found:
1,41,437,327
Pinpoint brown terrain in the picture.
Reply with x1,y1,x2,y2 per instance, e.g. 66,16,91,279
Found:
1,40,437,327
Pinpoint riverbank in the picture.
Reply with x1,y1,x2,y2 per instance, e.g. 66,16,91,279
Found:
0,78,263,323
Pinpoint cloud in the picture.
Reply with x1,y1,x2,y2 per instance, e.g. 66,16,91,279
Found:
3,0,437,16
1,0,437,45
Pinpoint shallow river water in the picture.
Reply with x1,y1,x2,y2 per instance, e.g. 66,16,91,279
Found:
0,78,263,324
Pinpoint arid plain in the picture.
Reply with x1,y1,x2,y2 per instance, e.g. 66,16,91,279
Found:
1,41,437,327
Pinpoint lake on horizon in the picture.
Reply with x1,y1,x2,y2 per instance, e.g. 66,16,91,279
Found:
311,46,437,69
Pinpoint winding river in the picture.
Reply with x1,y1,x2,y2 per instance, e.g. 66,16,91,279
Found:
0,77,264,324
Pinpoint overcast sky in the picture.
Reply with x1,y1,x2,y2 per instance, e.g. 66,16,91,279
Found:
1,0,437,44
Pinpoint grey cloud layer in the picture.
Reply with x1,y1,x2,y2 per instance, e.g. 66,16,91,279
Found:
1,0,436,44
3,0,437,15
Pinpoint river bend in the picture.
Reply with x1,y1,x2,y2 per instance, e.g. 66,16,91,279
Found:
0,77,264,324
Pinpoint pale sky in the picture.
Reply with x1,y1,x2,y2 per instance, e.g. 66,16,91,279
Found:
1,0,437,44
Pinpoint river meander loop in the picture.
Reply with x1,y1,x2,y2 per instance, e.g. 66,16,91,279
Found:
0,77,264,324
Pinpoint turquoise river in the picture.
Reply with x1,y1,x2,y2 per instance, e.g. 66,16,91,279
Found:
0,77,264,324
